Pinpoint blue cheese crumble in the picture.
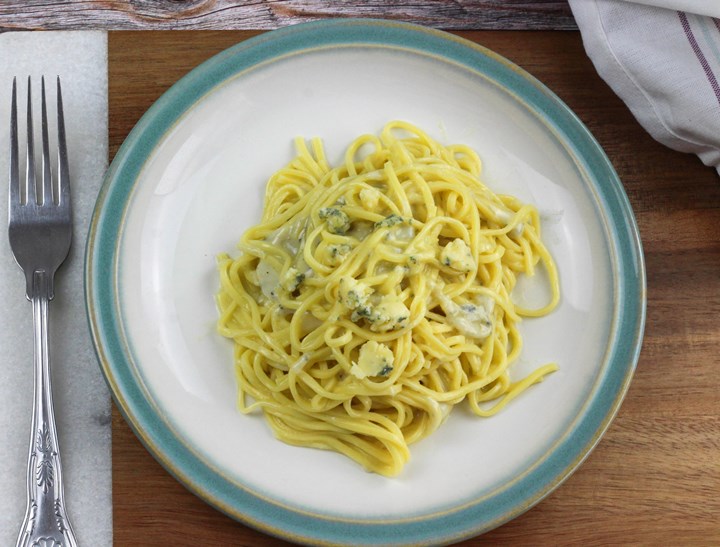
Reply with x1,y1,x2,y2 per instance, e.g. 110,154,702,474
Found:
319,207,351,235
440,238,475,272
339,277,410,331
339,276,373,310
435,288,495,340
366,297,410,332
351,340,394,379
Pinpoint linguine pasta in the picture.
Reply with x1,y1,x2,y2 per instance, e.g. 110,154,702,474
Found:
216,121,560,476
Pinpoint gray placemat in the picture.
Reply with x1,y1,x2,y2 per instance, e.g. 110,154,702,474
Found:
0,31,111,546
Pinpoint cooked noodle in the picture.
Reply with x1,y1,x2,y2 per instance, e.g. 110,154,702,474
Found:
216,121,560,476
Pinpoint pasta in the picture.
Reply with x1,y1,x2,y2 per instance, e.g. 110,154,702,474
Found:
216,121,560,476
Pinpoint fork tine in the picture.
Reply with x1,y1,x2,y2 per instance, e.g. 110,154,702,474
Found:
40,76,53,205
56,76,70,208
9,77,19,208
25,76,37,205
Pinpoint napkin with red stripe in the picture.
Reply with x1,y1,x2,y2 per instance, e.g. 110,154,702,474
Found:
569,0,720,174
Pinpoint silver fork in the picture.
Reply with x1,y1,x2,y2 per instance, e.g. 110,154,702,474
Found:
9,76,78,547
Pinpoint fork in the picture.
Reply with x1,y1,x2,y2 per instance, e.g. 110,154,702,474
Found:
9,76,78,547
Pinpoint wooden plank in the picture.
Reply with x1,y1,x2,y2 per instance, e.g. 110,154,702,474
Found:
0,1,576,31
108,30,720,546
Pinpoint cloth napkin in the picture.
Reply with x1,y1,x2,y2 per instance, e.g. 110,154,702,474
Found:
569,0,720,174
0,32,111,545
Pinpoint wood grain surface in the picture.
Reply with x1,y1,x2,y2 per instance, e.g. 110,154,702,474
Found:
109,30,720,546
0,0,575,31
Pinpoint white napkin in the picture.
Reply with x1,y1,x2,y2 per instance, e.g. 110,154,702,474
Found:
622,0,720,18
0,32,111,545
569,0,720,174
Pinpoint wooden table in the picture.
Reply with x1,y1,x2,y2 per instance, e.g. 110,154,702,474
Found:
1,1,576,31
108,30,720,545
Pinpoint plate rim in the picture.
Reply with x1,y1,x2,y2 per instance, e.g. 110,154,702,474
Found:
86,18,646,545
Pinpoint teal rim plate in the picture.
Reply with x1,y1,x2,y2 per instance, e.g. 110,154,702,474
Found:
86,19,645,546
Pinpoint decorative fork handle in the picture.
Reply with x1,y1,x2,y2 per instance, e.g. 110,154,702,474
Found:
17,271,78,547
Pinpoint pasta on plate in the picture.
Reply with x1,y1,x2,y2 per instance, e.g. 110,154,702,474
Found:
216,121,560,476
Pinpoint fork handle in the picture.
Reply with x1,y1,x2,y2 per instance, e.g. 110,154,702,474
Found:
17,271,78,547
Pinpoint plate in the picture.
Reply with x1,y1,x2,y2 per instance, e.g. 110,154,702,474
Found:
86,19,645,546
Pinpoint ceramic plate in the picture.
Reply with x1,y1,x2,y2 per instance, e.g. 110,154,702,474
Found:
86,19,645,546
